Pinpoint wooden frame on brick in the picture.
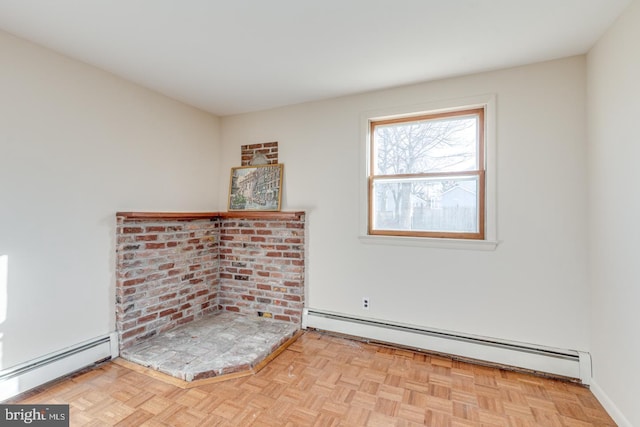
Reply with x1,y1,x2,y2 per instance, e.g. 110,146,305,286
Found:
368,107,485,240
228,164,284,212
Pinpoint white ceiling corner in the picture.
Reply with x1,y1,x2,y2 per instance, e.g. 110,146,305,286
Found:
0,0,632,116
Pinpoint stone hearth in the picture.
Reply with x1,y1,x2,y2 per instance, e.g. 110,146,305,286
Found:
121,312,299,381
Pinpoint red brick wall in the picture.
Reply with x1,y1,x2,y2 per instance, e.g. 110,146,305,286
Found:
241,142,278,166
218,216,305,323
116,218,219,350
115,212,305,351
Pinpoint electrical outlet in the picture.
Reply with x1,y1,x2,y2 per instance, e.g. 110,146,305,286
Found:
362,297,370,310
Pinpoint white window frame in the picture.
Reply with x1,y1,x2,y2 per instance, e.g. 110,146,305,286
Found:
359,94,498,251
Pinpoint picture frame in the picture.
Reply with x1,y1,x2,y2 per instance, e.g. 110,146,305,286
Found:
228,164,283,211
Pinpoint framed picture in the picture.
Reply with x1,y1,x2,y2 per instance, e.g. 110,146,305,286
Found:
228,164,283,211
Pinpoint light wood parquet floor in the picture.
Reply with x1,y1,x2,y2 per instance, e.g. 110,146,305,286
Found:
12,331,616,426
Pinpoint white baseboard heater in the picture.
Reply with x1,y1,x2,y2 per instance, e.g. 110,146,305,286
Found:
0,333,118,401
302,309,591,384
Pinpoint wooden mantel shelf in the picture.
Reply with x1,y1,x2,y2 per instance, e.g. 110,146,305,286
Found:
116,211,305,221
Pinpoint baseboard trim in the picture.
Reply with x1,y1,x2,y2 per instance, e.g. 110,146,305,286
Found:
0,332,118,401
590,379,633,427
303,309,591,383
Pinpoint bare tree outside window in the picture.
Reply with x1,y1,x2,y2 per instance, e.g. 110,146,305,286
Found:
369,108,485,239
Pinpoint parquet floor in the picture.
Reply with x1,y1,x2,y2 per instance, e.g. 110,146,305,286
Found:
12,331,616,426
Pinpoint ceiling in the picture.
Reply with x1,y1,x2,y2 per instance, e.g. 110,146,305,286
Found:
0,0,631,116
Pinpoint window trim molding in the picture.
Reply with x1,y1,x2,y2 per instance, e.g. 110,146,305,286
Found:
359,94,498,250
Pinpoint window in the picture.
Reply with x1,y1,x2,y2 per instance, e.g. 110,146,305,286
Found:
368,107,485,240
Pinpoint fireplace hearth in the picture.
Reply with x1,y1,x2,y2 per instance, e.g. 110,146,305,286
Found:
115,211,305,381
121,312,299,381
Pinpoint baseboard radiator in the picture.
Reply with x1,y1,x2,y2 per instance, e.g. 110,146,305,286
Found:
303,309,591,384
0,333,118,401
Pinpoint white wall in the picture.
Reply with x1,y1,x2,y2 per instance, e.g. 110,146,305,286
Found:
221,56,590,352
0,31,220,370
3,10,634,420
587,0,640,425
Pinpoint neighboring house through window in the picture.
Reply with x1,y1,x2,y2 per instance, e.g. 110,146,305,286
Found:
366,104,488,241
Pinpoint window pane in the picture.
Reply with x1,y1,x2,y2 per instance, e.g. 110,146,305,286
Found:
371,177,479,233
373,115,478,175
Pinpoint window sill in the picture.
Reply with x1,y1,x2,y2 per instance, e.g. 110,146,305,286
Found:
358,235,499,251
